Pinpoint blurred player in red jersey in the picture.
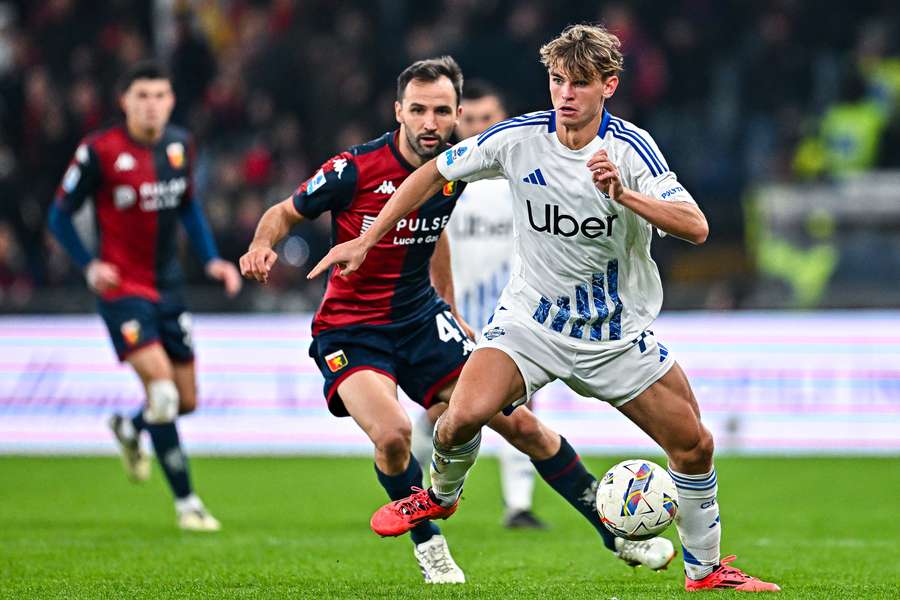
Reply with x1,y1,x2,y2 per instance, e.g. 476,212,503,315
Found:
48,61,241,532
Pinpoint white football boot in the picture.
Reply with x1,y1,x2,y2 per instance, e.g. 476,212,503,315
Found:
176,495,221,532
414,535,465,584
615,536,677,571
107,414,150,483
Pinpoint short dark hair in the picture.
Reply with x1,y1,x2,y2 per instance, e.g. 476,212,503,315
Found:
117,60,171,94
396,56,463,105
462,79,507,112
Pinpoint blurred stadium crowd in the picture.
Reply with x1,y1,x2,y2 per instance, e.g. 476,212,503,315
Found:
1,0,899,311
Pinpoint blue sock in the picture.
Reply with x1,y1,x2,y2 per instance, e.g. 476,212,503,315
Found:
145,421,193,499
532,436,617,551
375,455,440,545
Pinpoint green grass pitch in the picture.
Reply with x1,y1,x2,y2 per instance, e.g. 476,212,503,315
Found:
1,455,898,599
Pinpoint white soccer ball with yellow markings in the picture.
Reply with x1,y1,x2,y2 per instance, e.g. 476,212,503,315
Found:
596,459,678,541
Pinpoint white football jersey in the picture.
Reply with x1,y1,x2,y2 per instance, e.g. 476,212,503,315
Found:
437,109,696,347
446,177,515,327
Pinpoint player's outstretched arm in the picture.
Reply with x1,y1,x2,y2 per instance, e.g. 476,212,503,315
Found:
240,197,304,283
587,150,708,244
430,231,476,339
307,159,447,279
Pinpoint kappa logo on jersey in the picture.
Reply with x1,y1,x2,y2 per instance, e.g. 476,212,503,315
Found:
324,350,348,372
305,169,326,195
444,145,468,166
166,143,185,169
333,157,348,179
522,168,547,186
120,319,141,347
360,215,376,235
526,200,618,239
374,180,397,195
114,152,136,172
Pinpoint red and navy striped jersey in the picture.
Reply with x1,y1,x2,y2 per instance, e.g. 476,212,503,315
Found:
54,124,197,302
293,131,466,335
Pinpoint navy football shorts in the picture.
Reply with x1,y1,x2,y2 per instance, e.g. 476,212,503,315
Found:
309,303,474,417
97,294,195,363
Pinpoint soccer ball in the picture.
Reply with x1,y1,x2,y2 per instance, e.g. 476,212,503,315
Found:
596,459,678,541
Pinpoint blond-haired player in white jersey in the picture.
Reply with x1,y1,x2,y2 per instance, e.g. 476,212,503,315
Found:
311,25,780,592
411,80,547,530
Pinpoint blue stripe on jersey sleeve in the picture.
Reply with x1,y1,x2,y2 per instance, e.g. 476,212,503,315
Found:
608,118,668,173
477,119,550,146
608,125,661,177
477,111,553,144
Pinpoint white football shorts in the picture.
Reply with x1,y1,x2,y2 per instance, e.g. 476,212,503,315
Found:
477,308,675,407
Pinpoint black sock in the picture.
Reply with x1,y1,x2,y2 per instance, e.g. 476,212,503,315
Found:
532,436,616,551
131,410,146,434
146,421,193,499
375,455,440,545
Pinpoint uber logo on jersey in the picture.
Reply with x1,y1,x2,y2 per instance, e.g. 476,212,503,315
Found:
114,185,137,209
526,200,617,238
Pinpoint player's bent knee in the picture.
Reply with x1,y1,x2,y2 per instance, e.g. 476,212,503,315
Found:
374,425,412,460
144,379,180,424
435,409,481,447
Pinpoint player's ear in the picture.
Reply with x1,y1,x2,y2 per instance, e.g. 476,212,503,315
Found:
602,75,619,99
394,100,403,125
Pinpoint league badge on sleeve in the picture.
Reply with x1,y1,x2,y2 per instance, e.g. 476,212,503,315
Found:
166,143,185,169
305,169,326,195
324,350,349,372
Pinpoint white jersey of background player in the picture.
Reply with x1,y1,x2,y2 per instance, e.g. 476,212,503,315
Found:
411,82,546,530
316,25,780,592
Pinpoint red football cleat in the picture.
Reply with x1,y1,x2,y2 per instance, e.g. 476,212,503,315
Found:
370,487,458,537
685,555,781,592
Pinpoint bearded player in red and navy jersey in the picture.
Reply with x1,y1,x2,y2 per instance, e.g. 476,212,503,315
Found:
241,57,486,583
48,61,241,531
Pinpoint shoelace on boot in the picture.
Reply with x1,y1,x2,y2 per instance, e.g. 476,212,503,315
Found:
396,487,431,516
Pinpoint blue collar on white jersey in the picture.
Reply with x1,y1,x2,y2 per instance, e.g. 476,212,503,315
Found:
546,108,611,138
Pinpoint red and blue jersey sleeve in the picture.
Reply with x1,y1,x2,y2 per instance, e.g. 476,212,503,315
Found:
292,153,357,219
55,140,103,213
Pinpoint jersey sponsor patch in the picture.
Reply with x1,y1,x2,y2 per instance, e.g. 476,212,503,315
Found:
306,169,326,195
325,349,348,372
166,143,185,169
121,319,141,347
483,326,506,340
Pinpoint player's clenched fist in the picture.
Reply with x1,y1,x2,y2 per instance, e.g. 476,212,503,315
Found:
240,245,279,283
587,149,624,201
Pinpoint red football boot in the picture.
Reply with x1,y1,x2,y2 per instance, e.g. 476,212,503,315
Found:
685,555,781,592
370,487,458,537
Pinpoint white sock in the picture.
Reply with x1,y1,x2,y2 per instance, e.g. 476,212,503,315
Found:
431,430,481,506
411,411,436,485
499,442,534,513
119,418,137,441
669,467,721,580
174,493,202,514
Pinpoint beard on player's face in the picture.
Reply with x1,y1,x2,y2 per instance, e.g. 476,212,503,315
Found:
404,126,450,159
